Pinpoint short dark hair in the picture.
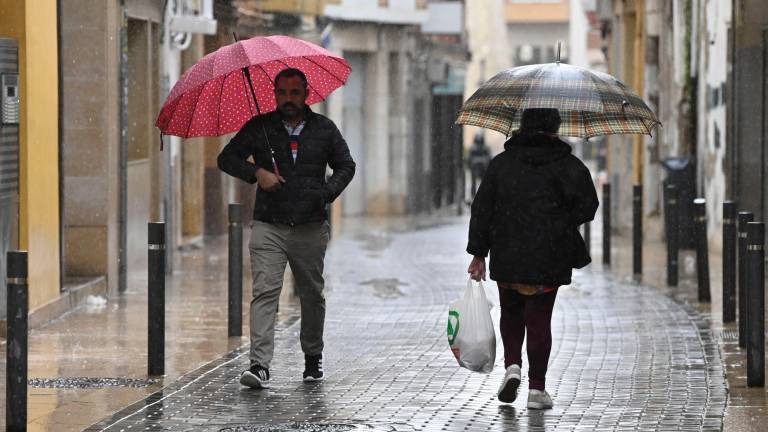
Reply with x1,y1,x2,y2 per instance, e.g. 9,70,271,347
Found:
274,68,308,89
520,108,561,134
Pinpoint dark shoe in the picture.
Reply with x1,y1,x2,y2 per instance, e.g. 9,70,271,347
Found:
240,364,270,389
497,364,521,403
303,354,324,382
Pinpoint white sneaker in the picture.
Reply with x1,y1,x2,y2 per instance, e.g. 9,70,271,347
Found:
240,365,270,389
527,389,553,409
497,364,521,403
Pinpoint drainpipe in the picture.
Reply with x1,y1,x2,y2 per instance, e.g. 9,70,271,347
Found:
119,6,128,291
162,1,184,275
632,0,646,188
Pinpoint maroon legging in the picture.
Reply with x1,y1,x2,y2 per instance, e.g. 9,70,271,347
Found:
498,287,558,391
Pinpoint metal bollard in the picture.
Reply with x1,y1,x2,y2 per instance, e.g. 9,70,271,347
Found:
693,199,710,302
722,201,736,322
228,203,243,337
148,222,166,376
6,251,28,432
602,183,611,267
746,222,765,387
737,211,754,348
665,185,679,286
633,185,643,277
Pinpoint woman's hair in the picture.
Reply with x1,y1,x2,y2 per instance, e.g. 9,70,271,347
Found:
519,108,561,134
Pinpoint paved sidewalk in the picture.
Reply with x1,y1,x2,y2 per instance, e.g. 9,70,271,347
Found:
64,217,727,431
0,236,291,431
586,214,768,432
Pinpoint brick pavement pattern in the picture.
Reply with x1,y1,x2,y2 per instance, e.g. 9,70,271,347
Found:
86,219,726,431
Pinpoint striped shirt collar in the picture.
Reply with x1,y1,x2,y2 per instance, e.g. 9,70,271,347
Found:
282,119,306,136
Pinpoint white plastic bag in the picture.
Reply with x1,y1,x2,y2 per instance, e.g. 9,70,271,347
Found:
447,279,496,373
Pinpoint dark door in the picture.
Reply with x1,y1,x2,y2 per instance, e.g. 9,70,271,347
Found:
431,94,463,209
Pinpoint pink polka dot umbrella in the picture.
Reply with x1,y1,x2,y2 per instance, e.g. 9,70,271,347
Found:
156,35,351,140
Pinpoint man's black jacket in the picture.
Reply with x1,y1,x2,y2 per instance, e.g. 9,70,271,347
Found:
467,133,598,286
217,107,356,225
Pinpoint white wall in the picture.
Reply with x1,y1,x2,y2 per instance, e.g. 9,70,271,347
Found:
697,0,731,249
325,0,428,25
569,0,590,68
464,0,512,154
508,22,570,63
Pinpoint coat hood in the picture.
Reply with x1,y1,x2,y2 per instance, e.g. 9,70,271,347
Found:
503,132,572,166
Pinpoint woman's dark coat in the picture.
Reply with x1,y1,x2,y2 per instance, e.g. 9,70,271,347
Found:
467,133,599,286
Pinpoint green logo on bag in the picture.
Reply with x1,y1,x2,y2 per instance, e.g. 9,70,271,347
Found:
447,310,460,345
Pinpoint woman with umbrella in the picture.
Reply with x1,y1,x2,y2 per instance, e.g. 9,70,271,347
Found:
466,107,598,409
459,56,659,408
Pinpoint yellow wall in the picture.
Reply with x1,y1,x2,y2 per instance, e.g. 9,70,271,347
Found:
259,0,325,15
0,0,61,310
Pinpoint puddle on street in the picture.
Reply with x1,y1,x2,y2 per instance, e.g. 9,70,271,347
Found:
28,377,160,389
219,423,399,432
359,278,408,299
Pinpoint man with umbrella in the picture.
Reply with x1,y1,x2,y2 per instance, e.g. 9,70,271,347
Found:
218,68,355,389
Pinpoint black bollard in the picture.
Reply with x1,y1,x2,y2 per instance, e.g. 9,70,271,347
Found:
746,222,765,387
228,203,243,337
602,183,611,267
633,185,643,277
6,251,28,432
148,222,166,376
737,211,753,348
722,201,737,322
693,199,710,302
665,185,679,286
584,221,591,256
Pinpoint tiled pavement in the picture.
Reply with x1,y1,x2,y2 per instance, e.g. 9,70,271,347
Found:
83,218,726,431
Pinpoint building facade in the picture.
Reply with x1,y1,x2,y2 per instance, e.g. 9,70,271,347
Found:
0,0,469,330
598,0,768,253
0,0,60,320
323,0,466,215
464,0,511,155
0,0,216,329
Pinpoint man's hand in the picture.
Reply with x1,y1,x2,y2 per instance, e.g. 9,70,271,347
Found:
467,256,486,281
255,168,286,191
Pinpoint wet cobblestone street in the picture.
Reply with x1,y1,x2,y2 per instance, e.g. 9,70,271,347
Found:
84,218,726,431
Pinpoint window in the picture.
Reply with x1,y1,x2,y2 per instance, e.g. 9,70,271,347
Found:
515,45,541,66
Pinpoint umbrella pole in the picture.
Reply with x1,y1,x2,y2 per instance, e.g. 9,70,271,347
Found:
241,67,280,176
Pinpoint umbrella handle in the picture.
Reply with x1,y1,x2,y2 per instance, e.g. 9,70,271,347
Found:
258,121,280,176
242,66,281,176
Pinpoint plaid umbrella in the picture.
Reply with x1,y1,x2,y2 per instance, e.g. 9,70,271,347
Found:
456,62,660,138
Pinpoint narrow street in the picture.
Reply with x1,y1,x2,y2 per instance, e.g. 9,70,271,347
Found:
5,1,768,431
17,216,724,431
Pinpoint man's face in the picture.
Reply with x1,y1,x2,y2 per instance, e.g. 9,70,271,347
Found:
275,75,308,118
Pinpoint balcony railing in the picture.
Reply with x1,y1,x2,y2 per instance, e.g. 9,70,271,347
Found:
324,0,429,25
257,0,327,15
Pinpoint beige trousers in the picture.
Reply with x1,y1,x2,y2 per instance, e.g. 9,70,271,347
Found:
248,220,330,368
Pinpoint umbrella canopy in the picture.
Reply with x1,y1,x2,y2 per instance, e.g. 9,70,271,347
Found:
456,62,660,138
156,35,351,138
